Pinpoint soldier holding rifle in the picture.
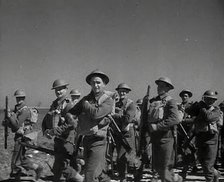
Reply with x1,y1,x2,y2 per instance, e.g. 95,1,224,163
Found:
2,89,43,181
42,79,83,182
185,90,223,182
145,77,183,182
177,89,198,179
111,83,138,182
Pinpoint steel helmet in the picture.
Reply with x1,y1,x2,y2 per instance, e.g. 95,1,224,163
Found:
155,77,174,90
14,89,26,97
115,83,132,92
179,89,193,98
51,79,69,90
203,90,218,100
70,89,81,96
86,69,109,85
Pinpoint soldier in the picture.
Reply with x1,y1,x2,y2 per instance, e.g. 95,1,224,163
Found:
219,101,224,168
146,77,182,182
177,90,198,178
186,90,223,182
3,89,43,181
112,83,138,182
70,89,81,106
68,69,113,182
42,79,83,182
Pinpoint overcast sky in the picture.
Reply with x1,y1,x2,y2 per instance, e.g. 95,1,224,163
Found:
0,0,224,108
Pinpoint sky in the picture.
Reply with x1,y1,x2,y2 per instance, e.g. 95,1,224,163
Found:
0,0,224,108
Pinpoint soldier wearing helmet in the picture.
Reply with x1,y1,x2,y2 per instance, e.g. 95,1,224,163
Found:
68,69,113,182
146,77,183,182
4,89,43,181
219,101,224,169
42,79,83,182
177,89,199,179
111,83,138,181
70,89,81,106
186,90,223,182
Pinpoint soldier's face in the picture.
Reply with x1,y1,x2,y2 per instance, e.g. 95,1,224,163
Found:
90,76,105,94
55,86,68,99
181,94,189,103
16,97,25,105
157,82,170,95
71,95,80,101
203,97,216,106
118,89,129,100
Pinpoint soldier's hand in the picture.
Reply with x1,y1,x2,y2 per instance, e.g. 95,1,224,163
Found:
44,129,54,139
16,127,25,135
149,124,157,132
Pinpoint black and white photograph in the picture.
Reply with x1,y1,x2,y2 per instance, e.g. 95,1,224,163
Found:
0,0,224,181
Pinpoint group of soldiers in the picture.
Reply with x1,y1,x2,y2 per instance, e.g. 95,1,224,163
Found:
2,69,224,182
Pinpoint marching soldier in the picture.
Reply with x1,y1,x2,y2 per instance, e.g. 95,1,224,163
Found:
68,69,113,182
219,101,224,168
146,77,182,182
3,89,43,181
70,89,81,106
112,83,138,182
42,79,83,182
186,90,223,182
177,89,198,179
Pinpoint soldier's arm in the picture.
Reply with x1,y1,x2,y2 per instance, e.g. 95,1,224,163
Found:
82,96,113,120
124,102,137,124
200,106,222,124
68,98,84,116
156,99,180,131
8,109,30,133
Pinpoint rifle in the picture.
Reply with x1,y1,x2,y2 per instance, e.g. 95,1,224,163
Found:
180,124,196,153
108,115,132,153
138,85,150,155
134,85,151,182
4,96,9,149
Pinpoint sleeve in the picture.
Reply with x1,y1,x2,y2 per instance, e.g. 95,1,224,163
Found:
200,107,222,124
124,102,137,124
8,108,30,133
82,96,113,120
68,98,84,116
156,99,180,131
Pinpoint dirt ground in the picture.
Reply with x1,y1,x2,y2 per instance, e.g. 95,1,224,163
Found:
1,109,224,182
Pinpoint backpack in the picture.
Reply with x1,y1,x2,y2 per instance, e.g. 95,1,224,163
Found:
148,96,183,124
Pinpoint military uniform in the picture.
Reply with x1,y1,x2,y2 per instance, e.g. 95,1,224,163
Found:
186,90,222,182
42,79,82,182
147,77,182,182
68,70,113,182
6,89,43,181
113,97,138,180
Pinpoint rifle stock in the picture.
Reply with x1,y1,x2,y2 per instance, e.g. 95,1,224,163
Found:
4,96,9,149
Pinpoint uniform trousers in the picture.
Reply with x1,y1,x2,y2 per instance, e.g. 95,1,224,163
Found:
152,137,175,182
196,132,219,182
83,135,110,182
11,137,36,175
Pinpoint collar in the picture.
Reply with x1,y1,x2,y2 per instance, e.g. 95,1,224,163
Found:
89,90,105,101
15,102,26,111
56,95,68,105
159,93,169,100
